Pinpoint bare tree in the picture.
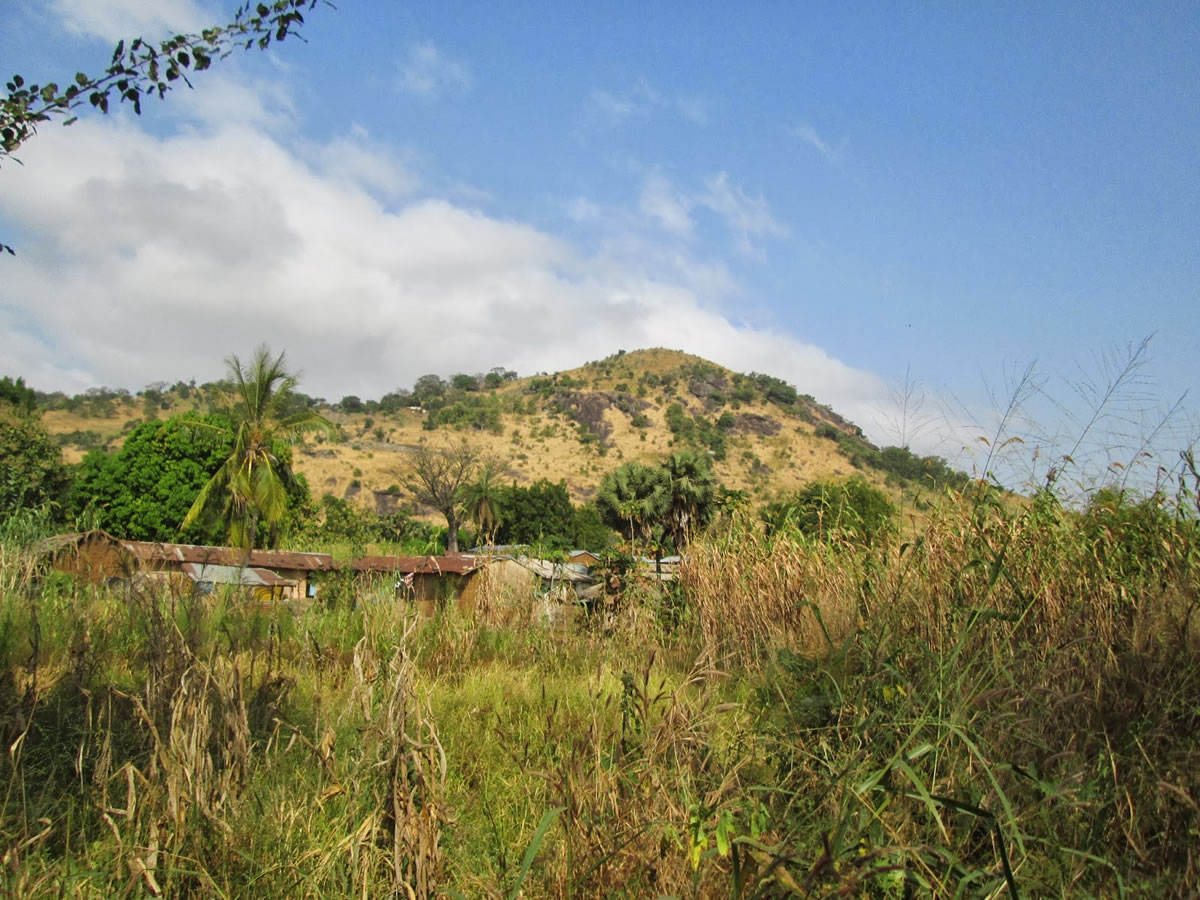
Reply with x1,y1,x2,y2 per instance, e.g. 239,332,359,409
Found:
401,439,492,553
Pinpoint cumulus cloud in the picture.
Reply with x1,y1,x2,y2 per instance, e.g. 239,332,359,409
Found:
395,41,473,100
0,77,892,438
50,0,212,42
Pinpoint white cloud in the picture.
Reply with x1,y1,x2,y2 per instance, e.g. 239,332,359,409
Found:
639,172,694,236
395,41,473,100
50,0,212,42
581,80,709,131
0,77,891,439
565,196,602,223
788,123,845,165
584,88,647,126
698,172,788,259
303,125,420,203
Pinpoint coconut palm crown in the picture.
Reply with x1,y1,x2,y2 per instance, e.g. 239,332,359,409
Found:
183,345,330,550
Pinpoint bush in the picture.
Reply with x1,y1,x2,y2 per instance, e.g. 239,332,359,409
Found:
762,476,896,545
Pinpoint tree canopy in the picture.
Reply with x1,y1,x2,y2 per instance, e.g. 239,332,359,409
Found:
762,476,896,546
70,413,233,543
0,401,70,523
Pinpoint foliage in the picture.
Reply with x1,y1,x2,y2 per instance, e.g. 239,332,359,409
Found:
595,461,669,547
290,493,435,551
427,393,505,432
184,346,329,549
2,1,326,254
0,376,36,413
69,414,232,542
660,450,718,549
762,475,897,545
2,3,319,159
844,441,971,491
461,462,506,540
571,502,617,552
0,404,70,523
493,480,575,549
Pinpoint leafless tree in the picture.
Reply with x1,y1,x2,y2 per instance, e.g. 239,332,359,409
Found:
400,439,491,553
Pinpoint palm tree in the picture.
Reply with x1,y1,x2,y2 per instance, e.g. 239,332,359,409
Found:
596,462,669,548
183,345,329,550
461,460,505,546
661,450,717,550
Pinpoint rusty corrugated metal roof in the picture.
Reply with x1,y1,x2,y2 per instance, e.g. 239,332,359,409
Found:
122,541,335,571
351,555,483,575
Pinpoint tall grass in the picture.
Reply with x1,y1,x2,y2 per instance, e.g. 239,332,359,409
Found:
1,468,1197,896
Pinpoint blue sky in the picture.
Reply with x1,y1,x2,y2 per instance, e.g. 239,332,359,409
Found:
2,1,1197,486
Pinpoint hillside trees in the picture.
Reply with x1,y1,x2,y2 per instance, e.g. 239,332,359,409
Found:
184,346,329,550
0,376,36,413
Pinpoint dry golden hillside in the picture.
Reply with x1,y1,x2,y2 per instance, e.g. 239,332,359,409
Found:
38,348,947,521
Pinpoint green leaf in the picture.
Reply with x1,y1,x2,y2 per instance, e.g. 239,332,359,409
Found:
509,806,563,900
74,72,89,86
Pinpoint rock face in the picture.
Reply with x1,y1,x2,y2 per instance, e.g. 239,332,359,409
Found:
688,374,729,399
373,490,406,516
734,413,781,436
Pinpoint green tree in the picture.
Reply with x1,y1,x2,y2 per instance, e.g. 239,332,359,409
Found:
572,502,617,552
70,414,232,542
762,476,896,546
0,376,37,413
596,462,669,547
184,346,329,550
660,450,717,550
494,479,576,548
461,461,505,542
0,401,70,522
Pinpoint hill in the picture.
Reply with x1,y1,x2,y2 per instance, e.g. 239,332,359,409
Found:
35,348,966,523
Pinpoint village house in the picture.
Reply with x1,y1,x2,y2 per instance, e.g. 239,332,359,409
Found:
33,531,336,602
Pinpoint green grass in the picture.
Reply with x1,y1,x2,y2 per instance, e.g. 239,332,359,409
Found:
1,476,1198,897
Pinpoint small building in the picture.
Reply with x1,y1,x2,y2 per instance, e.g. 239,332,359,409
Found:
459,555,594,626
350,554,485,615
567,550,603,569
33,532,335,601
180,562,296,603
31,531,140,583
122,541,335,601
